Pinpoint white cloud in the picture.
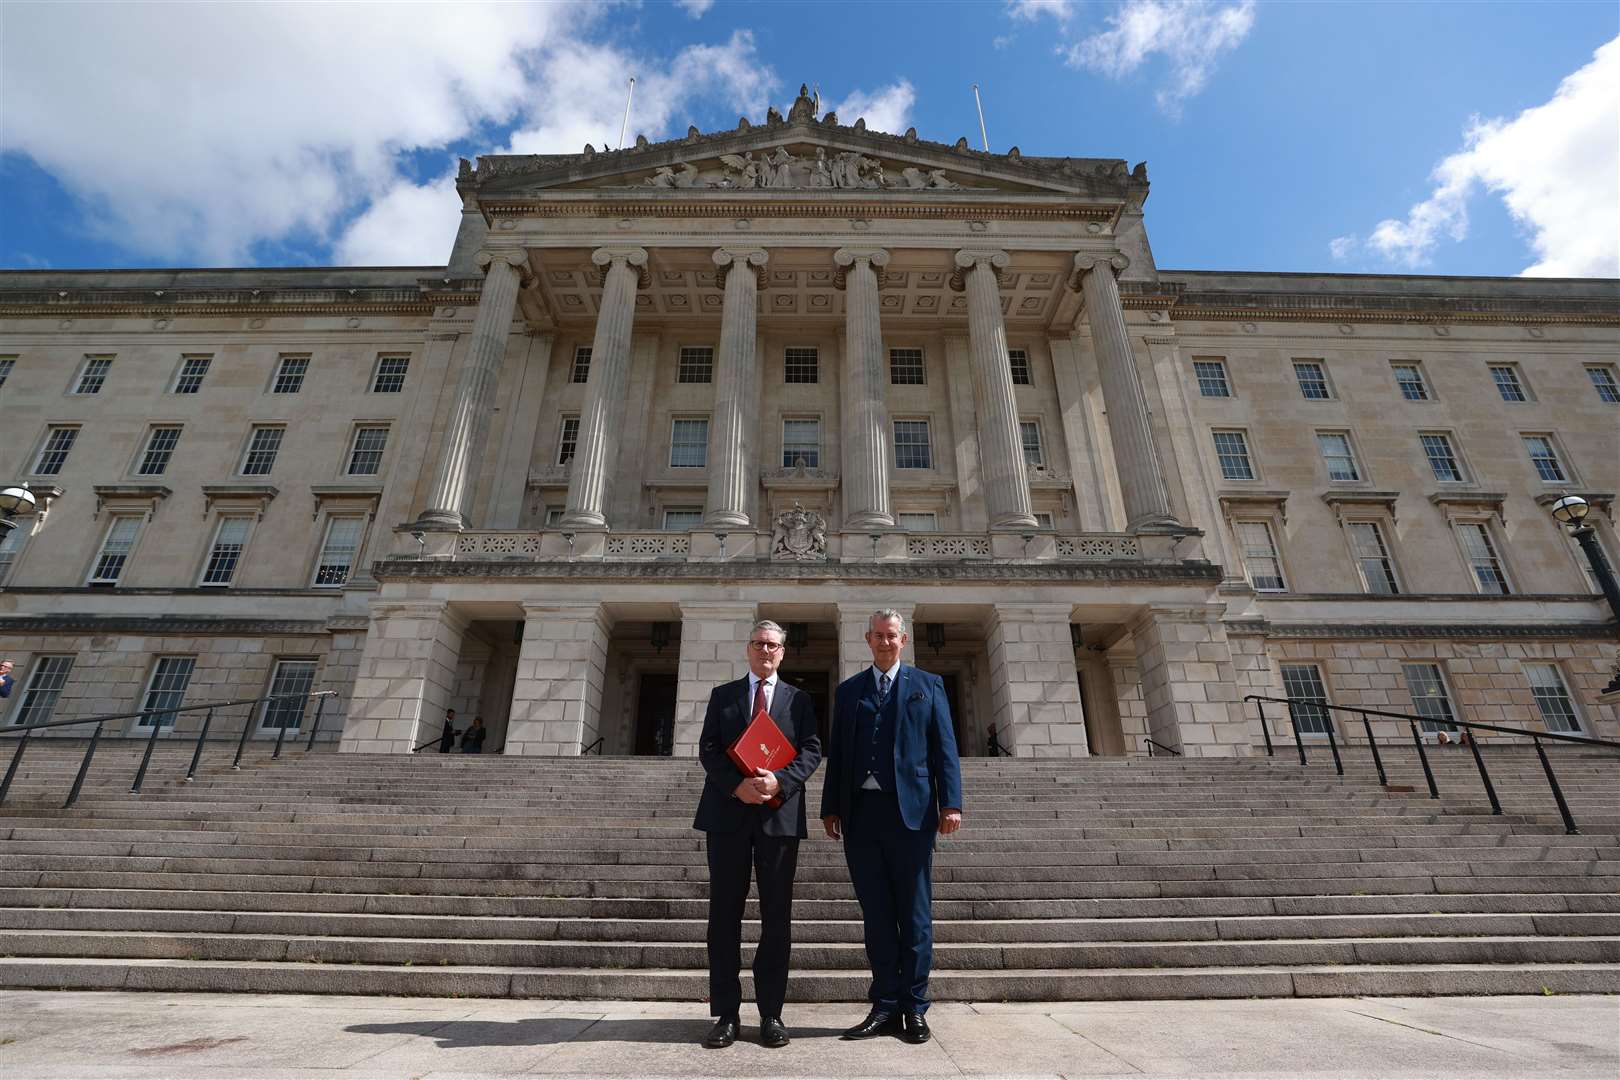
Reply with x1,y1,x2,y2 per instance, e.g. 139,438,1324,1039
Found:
1061,0,1255,115
1006,0,1074,21
1352,37,1619,278
829,79,917,135
993,34,1017,50
1328,235,1356,262
334,173,461,267
675,0,715,16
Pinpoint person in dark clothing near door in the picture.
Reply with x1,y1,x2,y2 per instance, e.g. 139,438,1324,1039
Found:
460,715,486,754
437,708,458,754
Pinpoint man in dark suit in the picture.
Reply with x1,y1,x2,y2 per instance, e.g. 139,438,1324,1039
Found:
692,619,822,1049
821,609,963,1044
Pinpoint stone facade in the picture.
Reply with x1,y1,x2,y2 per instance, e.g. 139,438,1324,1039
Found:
2,87,1616,756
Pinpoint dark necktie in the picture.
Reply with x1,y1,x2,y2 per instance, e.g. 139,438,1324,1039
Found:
753,679,767,717
877,672,891,705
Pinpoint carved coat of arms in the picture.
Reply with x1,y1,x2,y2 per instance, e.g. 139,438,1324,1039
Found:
772,502,827,562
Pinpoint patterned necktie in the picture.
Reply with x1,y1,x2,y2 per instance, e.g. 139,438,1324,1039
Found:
753,678,767,717
877,672,891,705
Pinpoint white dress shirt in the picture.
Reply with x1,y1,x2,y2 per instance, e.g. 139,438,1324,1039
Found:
748,673,778,714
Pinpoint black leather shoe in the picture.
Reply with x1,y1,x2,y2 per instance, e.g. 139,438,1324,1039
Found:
759,1016,789,1048
902,1011,931,1044
842,1009,902,1039
703,1017,739,1048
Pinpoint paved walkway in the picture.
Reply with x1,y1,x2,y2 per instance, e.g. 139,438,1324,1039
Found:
0,992,1615,1078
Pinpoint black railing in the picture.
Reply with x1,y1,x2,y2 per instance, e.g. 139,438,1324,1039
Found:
1144,738,1182,757
582,737,604,756
1245,693,1620,835
0,690,338,809
412,727,457,754
986,734,1012,757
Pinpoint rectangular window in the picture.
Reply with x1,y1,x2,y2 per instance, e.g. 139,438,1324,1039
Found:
1587,366,1619,403
1490,364,1527,402
137,657,196,728
893,420,932,469
889,348,926,385
346,426,388,476
1316,432,1361,481
1212,430,1254,480
260,659,317,731
784,346,819,384
1193,359,1230,397
1008,348,1033,386
9,656,74,727
0,357,14,389
1392,362,1429,401
1522,435,1568,483
669,418,709,468
0,524,25,585
1456,521,1511,594
1293,361,1331,400
897,512,939,532
677,345,714,384
1524,663,1581,733
1402,663,1457,733
1347,521,1400,595
782,418,821,468
662,507,704,530
1020,420,1045,466
544,507,565,527
1420,433,1464,482
74,355,113,395
33,426,79,475
201,516,252,586
137,426,181,476
241,426,284,476
272,355,309,394
1279,663,1333,735
557,416,580,465
89,515,141,584
1235,521,1286,591
313,517,364,587
1034,511,1055,529
371,355,409,393
173,355,211,394
571,346,591,384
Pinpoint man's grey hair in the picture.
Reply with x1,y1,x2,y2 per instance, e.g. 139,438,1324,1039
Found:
869,609,906,633
751,619,787,642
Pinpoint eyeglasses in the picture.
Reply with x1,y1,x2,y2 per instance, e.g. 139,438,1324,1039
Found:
748,640,785,652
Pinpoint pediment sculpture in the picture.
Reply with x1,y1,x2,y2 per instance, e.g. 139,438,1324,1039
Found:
645,146,962,192
772,502,828,562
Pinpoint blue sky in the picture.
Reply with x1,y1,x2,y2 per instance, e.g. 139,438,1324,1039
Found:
2,1,1615,278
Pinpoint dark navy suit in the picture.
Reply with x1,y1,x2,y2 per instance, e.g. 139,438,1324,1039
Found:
821,664,963,1014
693,675,822,1020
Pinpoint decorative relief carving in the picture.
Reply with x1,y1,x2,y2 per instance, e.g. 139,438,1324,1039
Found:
772,502,828,561
643,145,962,192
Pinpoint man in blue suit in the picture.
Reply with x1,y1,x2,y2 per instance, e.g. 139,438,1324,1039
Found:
821,609,963,1044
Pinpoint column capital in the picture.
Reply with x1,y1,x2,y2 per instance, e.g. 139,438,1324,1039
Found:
949,248,1010,292
712,246,769,288
832,246,890,290
474,248,534,287
1068,252,1131,290
590,246,651,289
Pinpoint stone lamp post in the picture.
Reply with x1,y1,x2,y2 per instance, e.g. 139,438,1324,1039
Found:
1550,495,1620,695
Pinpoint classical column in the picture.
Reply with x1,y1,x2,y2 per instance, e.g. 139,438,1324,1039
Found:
562,247,648,529
834,247,894,530
705,248,767,528
416,250,530,528
953,249,1037,530
1071,254,1178,531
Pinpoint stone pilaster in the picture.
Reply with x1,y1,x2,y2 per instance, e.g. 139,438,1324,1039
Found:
1128,605,1249,758
505,601,611,755
953,249,1036,530
836,602,917,683
834,247,894,530
1071,254,1178,532
673,601,758,757
985,603,1087,757
416,250,529,529
340,601,467,753
706,247,767,528
562,246,648,529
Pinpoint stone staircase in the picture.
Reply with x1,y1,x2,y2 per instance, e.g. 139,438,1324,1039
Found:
0,738,1617,1001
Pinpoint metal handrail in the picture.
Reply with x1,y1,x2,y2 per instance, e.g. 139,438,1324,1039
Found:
582,737,604,756
1245,693,1620,835
0,689,338,809
412,728,458,754
1144,738,1182,757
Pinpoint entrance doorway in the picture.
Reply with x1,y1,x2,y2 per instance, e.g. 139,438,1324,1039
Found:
780,670,832,746
634,673,678,756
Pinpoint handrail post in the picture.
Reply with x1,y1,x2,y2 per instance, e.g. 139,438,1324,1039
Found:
1255,699,1275,757
1533,735,1580,835
1465,730,1502,815
0,724,35,806
232,701,257,770
1409,721,1439,800
1323,710,1344,777
185,708,214,783
1285,701,1308,765
130,712,166,793
1361,712,1388,786
304,694,328,752
65,722,104,809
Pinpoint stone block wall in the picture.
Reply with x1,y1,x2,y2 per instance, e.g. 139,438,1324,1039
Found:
503,602,610,756
1131,606,1252,757
985,604,1089,758
673,602,757,756
341,602,465,754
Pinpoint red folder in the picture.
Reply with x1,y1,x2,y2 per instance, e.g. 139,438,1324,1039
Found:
728,707,797,809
